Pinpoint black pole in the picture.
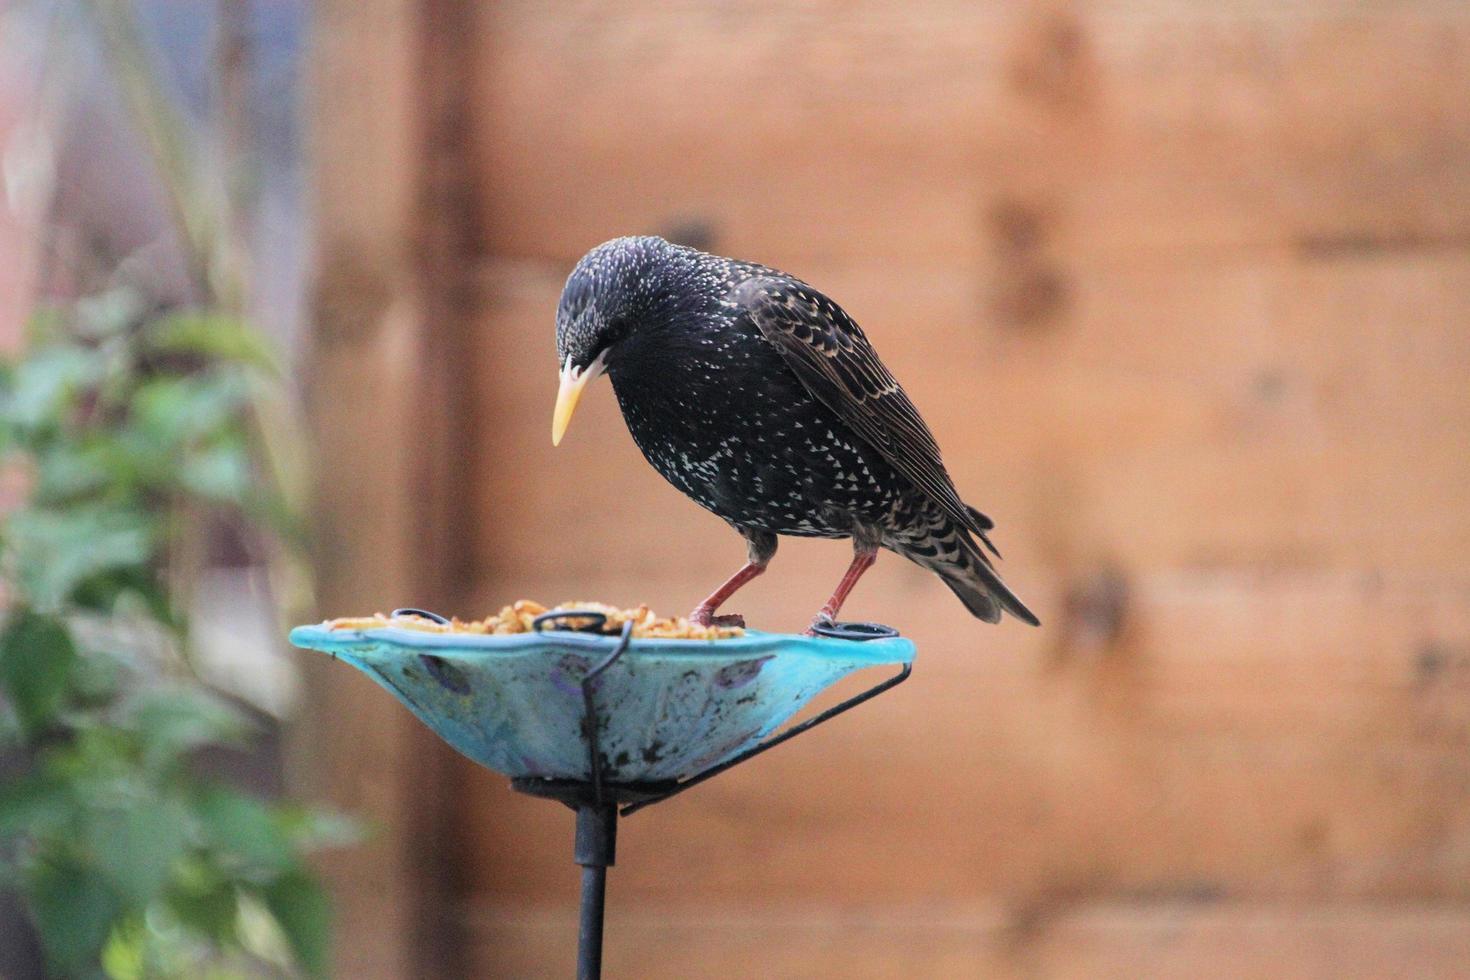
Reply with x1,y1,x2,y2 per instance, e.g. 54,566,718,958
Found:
507,616,907,977
574,802,617,980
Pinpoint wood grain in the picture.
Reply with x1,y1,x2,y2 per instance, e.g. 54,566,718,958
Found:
451,567,1470,907
298,0,463,975
449,10,1470,961
305,0,1470,975
466,251,1470,583
465,902,1470,979
469,3,1470,265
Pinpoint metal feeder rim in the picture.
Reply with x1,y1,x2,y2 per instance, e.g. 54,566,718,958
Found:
292,622,913,667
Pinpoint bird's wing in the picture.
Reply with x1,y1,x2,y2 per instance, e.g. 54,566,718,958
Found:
732,276,996,544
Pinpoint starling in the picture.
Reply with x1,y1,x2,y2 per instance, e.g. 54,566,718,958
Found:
552,236,1039,631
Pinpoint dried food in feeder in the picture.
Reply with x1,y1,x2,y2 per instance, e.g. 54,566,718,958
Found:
322,599,745,640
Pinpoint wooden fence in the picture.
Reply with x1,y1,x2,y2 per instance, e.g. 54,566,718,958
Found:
308,3,1470,975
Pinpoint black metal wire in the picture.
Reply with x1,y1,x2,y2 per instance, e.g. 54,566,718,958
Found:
389,607,450,624
534,609,611,634
810,619,899,641
619,659,912,816
579,621,634,806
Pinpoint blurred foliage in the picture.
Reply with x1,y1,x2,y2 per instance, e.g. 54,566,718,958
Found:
0,292,349,978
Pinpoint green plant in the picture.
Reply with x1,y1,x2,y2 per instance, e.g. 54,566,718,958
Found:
0,292,347,978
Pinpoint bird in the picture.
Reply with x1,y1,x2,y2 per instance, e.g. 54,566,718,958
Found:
552,235,1039,633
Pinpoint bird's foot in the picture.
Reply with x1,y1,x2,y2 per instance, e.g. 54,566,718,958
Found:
688,606,746,629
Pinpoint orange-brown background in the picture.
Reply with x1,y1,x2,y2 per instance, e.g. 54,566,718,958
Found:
304,2,1470,977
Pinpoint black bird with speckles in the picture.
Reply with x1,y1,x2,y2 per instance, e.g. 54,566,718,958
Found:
552,235,1039,631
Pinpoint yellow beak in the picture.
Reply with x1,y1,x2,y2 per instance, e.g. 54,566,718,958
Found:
551,352,607,446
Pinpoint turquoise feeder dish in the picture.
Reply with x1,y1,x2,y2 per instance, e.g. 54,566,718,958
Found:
288,612,913,789
290,608,915,978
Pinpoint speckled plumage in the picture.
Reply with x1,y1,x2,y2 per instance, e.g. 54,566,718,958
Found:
555,235,1038,627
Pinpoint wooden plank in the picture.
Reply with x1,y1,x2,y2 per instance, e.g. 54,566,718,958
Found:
451,566,1470,905
296,1,461,976
411,0,489,601
1032,904,1470,980
467,250,1470,582
464,902,1470,979
469,3,1470,265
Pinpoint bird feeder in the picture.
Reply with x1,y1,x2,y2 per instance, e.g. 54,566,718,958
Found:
289,609,914,978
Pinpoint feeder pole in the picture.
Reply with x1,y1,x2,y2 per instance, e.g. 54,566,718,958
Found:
574,802,617,980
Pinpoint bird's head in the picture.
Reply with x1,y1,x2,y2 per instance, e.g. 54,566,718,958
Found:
552,235,684,445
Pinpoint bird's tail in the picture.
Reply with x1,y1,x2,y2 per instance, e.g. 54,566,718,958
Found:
896,517,1040,626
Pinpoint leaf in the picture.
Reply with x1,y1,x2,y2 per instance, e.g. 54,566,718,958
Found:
195,787,293,874
0,610,77,734
0,344,102,432
146,313,280,374
100,917,148,980
84,797,192,906
165,857,241,943
69,564,173,628
128,687,249,771
64,646,128,713
31,440,106,500
0,699,21,746
127,374,248,454
262,870,330,978
28,857,123,976
0,770,72,840
178,441,254,505
3,506,155,610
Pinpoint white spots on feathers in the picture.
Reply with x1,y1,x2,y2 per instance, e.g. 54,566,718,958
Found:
576,236,919,539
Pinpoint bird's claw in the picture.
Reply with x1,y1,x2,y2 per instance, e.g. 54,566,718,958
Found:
689,608,746,629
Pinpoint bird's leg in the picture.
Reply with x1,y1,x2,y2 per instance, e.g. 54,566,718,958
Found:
689,562,766,628
807,544,879,634
690,529,777,629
